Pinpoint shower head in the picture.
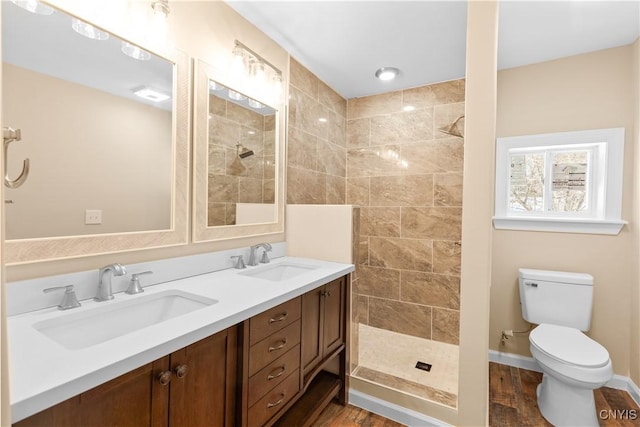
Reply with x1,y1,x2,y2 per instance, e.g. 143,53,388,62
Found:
236,143,255,159
438,115,465,138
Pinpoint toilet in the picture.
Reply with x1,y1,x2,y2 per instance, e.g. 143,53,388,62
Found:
519,268,613,427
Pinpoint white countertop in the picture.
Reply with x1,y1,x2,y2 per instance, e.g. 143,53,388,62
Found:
8,256,354,423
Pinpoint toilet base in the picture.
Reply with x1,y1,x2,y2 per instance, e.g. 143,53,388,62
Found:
536,373,599,426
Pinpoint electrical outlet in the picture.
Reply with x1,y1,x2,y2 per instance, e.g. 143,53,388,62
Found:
85,209,102,225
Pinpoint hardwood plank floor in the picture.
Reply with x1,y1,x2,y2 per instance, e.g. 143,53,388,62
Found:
313,363,640,426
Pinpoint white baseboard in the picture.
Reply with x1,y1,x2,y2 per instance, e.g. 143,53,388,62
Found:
489,350,640,407
348,389,452,427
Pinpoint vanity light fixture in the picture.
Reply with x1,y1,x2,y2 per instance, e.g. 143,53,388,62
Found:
150,0,170,42
121,41,151,61
133,86,170,102
9,0,53,15
228,90,247,101
248,99,264,109
71,18,110,40
375,67,400,81
209,81,225,92
231,40,283,104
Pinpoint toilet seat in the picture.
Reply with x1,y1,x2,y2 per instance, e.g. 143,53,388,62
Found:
530,324,609,368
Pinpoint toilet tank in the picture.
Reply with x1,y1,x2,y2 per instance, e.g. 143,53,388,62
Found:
518,268,594,331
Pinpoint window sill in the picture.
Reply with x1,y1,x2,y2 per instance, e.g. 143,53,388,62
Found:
492,217,626,235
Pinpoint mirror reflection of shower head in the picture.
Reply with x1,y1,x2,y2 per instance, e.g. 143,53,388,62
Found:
236,143,254,159
438,115,465,138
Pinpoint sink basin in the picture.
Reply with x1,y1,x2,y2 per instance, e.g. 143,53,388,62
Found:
34,290,217,350
239,262,319,281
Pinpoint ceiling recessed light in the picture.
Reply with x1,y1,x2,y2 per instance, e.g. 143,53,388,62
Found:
133,87,170,102
375,67,399,81
10,0,53,15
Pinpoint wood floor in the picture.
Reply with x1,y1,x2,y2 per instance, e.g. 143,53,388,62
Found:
312,363,640,426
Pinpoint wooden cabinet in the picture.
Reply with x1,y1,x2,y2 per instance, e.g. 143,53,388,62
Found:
14,326,237,427
301,276,346,383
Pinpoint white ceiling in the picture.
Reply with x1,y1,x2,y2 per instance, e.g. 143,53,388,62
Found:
227,0,640,99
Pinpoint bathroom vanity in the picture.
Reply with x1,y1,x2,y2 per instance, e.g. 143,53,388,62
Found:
9,256,352,427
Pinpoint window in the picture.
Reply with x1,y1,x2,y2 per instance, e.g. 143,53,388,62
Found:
494,128,626,235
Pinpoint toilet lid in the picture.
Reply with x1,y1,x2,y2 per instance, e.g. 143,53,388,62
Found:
530,324,610,368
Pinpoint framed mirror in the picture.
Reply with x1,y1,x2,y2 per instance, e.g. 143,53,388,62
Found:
192,59,284,242
2,2,190,264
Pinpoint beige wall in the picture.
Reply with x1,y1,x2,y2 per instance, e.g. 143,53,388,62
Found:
631,39,640,386
3,63,172,239
287,58,347,204
346,80,465,346
491,45,637,378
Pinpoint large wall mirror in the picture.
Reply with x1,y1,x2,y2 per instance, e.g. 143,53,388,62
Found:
2,2,190,264
193,59,284,242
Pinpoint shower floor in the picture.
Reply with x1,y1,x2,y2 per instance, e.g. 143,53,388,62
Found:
352,324,459,408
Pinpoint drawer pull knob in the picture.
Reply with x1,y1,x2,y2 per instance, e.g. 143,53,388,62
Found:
320,290,332,297
269,312,288,323
267,393,285,408
158,371,172,386
268,338,288,352
267,365,286,380
174,364,188,379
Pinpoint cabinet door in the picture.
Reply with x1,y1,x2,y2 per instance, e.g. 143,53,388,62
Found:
300,288,323,378
322,277,345,356
14,359,169,427
168,326,237,427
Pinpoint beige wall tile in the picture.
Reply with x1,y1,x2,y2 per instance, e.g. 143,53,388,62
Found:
317,140,346,177
290,57,318,98
370,175,434,207
207,202,226,226
346,177,370,206
356,265,401,299
401,271,460,310
209,115,240,148
286,166,327,204
433,240,462,275
225,203,236,225
208,145,226,175
361,207,401,238
327,110,347,148
319,80,347,117
347,145,402,177
264,155,276,181
402,79,465,110
289,87,326,138
434,102,465,140
401,139,464,174
369,298,432,339
209,94,226,116
369,237,433,272
326,174,346,204
348,91,402,119
370,109,434,145
434,173,463,207
238,178,263,203
357,295,369,325
287,127,318,170
401,207,462,240
227,101,264,131
208,174,238,203
432,308,460,345
347,118,370,148
359,238,369,266
263,179,275,204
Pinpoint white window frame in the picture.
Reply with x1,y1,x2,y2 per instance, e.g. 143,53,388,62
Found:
493,127,626,235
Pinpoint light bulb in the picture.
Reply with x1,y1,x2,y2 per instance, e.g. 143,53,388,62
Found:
9,0,53,15
71,18,109,40
150,0,169,44
230,46,247,78
122,41,151,61
228,90,247,101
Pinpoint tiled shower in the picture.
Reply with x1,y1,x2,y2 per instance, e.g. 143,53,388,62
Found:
287,58,464,407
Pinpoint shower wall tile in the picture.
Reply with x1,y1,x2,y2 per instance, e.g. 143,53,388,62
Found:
349,78,464,346
287,58,347,204
208,174,238,203
401,207,462,241
356,265,400,300
226,203,236,225
370,175,434,207
346,177,370,206
369,109,433,145
369,298,432,340
400,271,460,310
238,178,263,203
347,118,371,148
400,139,464,175
290,57,318,99
209,93,227,116
263,180,275,204
357,295,369,325
369,237,433,272
228,102,264,130
361,207,401,238
432,308,460,345
434,173,463,207
207,203,226,227
348,91,402,120
208,146,226,175
433,241,462,275
209,116,240,148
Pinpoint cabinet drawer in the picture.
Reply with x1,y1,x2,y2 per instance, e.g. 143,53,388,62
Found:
248,344,300,407
248,369,300,427
250,297,301,345
249,320,301,376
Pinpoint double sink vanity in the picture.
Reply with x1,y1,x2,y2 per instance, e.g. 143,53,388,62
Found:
8,254,354,426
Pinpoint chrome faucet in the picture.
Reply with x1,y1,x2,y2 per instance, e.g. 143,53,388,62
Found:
95,263,127,301
248,243,272,266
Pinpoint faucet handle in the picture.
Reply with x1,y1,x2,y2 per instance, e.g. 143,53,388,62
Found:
231,255,246,269
43,285,81,310
260,250,271,264
126,271,153,295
